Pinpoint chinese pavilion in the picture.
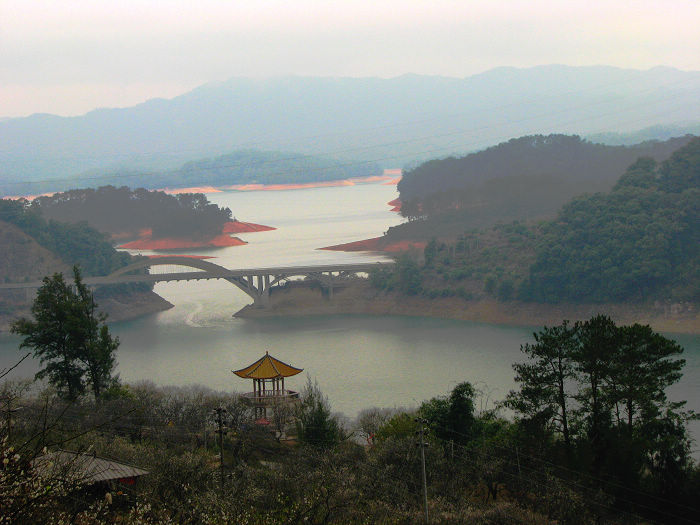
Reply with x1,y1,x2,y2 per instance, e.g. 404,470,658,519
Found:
233,351,303,419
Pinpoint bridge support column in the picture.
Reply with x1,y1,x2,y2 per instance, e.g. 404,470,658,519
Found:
251,274,271,307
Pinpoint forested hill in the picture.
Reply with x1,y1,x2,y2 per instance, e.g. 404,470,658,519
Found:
0,198,172,327
160,150,381,189
1,149,382,197
396,135,694,229
32,186,232,239
0,198,131,277
376,137,699,306
521,136,700,303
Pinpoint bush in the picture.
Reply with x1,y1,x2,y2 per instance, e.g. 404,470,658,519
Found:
484,275,496,294
496,279,515,301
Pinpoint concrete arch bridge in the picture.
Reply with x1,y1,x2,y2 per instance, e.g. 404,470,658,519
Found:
0,256,393,308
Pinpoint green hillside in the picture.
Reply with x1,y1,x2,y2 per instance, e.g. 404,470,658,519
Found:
32,186,232,239
392,134,693,236
374,137,700,305
0,198,133,277
0,198,163,325
521,138,699,303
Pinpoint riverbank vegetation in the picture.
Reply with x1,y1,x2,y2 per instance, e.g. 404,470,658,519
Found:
1,316,698,523
373,137,700,307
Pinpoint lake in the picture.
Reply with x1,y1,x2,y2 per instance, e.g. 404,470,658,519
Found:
1,181,698,448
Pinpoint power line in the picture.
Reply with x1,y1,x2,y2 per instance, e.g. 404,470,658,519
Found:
424,420,700,522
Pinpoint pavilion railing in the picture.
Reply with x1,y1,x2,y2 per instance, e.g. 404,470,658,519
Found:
240,390,299,401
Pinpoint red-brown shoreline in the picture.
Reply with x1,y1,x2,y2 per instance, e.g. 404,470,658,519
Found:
116,220,275,250
320,237,426,253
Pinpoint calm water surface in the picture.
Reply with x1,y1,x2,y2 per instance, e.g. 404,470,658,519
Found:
1,182,698,446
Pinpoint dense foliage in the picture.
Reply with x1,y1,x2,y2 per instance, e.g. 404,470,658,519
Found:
393,134,693,234
1,316,697,523
33,185,232,239
374,137,700,305
521,137,700,303
0,197,132,276
370,225,536,301
12,267,120,400
505,316,693,507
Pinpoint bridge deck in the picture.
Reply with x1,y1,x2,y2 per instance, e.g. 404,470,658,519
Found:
0,262,394,289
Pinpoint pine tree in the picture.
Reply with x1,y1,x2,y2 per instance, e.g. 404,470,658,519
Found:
11,266,119,400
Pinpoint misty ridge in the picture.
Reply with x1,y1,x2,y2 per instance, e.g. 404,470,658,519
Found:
393,134,695,234
1,65,700,195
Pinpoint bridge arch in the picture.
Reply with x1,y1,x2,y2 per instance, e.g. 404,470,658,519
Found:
107,256,273,305
108,256,233,277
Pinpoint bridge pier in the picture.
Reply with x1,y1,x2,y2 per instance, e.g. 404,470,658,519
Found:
254,275,271,307
227,274,272,307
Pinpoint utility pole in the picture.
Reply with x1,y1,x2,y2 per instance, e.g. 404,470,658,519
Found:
415,418,429,523
214,407,227,494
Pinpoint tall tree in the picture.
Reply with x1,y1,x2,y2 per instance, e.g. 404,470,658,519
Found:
608,323,684,431
505,320,577,451
573,315,620,477
11,267,119,400
507,316,693,492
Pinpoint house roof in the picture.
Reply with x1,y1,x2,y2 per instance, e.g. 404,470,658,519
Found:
32,450,149,483
233,351,303,379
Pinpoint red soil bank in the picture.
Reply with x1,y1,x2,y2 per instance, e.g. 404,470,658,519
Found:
230,180,355,191
226,175,396,192
118,234,246,250
146,254,214,259
321,237,426,253
161,186,222,195
222,220,276,233
111,228,153,241
387,198,402,212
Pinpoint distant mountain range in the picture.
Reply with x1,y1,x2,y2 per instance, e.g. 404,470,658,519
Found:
1,65,699,195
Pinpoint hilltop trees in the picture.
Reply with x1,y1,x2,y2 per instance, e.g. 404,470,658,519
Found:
373,137,700,306
11,266,119,400
505,316,691,492
395,134,693,230
520,137,700,303
0,197,132,277
33,185,233,240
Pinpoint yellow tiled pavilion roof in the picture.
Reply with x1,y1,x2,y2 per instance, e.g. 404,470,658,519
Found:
233,351,303,379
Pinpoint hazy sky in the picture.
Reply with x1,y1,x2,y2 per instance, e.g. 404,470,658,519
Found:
2,0,699,118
